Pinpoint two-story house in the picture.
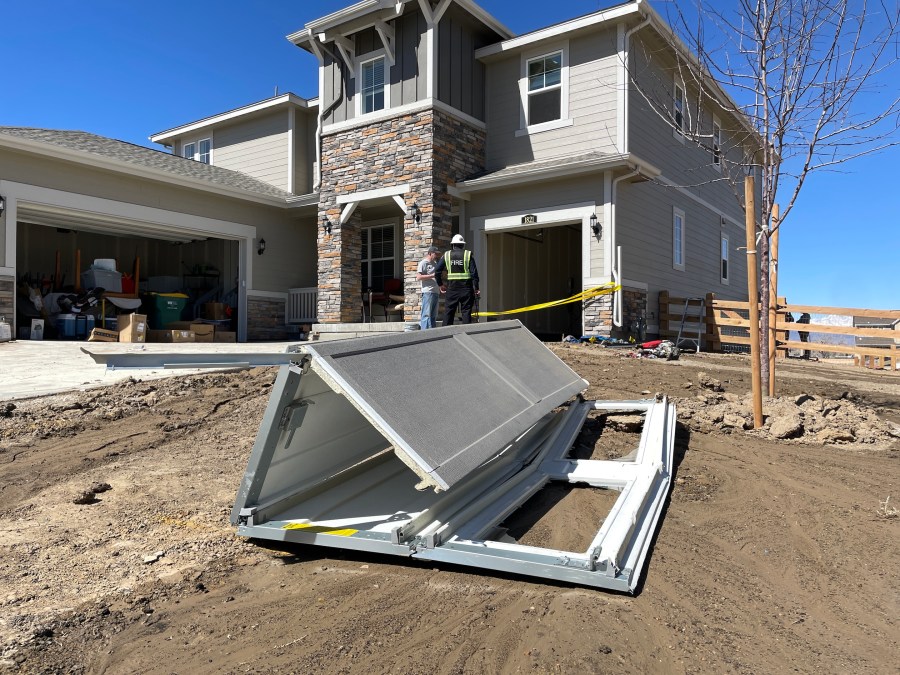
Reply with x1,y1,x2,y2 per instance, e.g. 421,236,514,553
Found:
0,0,755,342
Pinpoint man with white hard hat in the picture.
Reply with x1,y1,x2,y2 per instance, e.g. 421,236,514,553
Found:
433,233,480,325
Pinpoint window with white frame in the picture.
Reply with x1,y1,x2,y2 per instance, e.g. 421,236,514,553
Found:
673,80,685,140
361,223,396,292
518,44,570,135
721,234,729,284
673,207,685,271
360,56,386,115
182,138,211,164
712,117,722,169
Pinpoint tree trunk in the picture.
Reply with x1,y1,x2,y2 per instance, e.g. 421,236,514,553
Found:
758,233,770,394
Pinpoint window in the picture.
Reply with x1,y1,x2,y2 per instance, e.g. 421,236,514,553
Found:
712,117,722,169
361,56,386,114
198,139,211,164
527,52,562,125
673,207,685,271
361,224,395,292
182,138,211,163
721,235,729,284
518,44,570,135
673,81,685,141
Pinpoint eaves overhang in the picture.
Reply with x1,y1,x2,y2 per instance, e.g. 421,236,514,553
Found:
0,133,291,209
150,94,317,146
455,152,661,194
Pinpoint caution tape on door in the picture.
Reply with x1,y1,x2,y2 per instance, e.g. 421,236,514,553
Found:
473,283,621,318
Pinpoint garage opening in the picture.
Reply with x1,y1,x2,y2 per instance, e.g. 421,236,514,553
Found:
15,220,240,340
486,223,582,340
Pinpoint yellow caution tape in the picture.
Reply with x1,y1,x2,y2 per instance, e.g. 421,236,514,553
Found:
282,523,359,536
473,283,621,318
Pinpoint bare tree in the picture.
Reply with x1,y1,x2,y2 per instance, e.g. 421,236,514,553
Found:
636,0,900,388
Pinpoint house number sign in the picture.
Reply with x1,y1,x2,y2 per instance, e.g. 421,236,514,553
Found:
521,214,538,224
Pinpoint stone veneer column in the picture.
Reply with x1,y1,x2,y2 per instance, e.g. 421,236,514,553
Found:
317,107,485,324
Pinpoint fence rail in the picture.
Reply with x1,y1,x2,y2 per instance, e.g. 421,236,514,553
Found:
659,291,899,371
287,287,317,324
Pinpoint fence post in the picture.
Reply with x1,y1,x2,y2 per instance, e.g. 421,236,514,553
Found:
768,206,780,395
745,176,763,428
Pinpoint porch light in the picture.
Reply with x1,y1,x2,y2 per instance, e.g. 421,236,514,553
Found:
257,238,266,255
322,216,332,235
0,195,5,217
590,213,601,237
408,202,421,224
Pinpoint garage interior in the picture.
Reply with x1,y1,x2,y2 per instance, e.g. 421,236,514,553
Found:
486,224,582,340
15,216,239,341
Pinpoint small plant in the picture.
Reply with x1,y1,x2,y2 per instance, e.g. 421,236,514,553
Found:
876,496,898,520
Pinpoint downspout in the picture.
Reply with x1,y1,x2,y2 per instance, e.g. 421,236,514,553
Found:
310,36,347,191
610,2,651,328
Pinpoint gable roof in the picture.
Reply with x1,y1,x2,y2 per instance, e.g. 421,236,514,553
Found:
0,127,294,203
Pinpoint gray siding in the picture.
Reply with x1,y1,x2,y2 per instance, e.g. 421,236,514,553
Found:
484,27,620,170
214,111,290,192
293,109,316,194
322,9,427,126
436,3,493,121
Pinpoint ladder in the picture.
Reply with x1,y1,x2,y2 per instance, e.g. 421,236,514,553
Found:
675,297,705,353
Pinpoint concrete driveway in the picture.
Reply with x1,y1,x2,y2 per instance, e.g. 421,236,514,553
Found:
0,339,302,401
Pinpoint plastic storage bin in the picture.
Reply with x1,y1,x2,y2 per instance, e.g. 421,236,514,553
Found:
55,313,95,339
146,293,188,329
81,269,122,293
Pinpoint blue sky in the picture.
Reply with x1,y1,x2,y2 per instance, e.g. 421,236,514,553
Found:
2,0,897,311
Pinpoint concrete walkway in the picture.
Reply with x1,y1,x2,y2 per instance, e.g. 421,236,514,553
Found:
0,339,303,401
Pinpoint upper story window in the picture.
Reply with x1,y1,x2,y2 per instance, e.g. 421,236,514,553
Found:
673,207,686,271
721,234,730,284
712,117,722,170
673,80,685,141
361,56,386,115
517,43,571,136
182,138,211,164
527,52,562,125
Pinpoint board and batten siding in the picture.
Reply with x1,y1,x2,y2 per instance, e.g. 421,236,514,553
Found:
292,109,316,194
322,10,428,126
436,3,496,121
484,27,620,171
212,111,290,192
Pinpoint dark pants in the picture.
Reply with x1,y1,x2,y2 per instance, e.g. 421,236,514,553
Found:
443,283,475,325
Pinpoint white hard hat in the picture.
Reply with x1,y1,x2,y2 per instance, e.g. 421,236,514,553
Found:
451,234,466,245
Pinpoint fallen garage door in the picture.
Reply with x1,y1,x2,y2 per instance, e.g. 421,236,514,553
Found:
86,320,675,591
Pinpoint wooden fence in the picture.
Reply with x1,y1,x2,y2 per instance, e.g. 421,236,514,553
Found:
659,291,900,370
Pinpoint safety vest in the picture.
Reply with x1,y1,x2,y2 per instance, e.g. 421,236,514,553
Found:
445,249,472,281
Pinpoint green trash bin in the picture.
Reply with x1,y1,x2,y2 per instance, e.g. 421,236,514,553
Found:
146,293,189,329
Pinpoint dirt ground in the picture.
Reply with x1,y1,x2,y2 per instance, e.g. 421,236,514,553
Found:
1,345,898,674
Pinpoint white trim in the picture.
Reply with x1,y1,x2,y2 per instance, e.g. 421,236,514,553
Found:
288,108,295,192
518,42,569,134
475,3,638,59
337,183,411,204
673,77,686,143
0,266,14,276
0,134,287,207
720,234,730,285
340,202,360,224
447,185,470,201
603,171,613,280
654,174,741,228
1,192,16,269
391,194,407,212
150,94,312,144
617,23,627,154
356,50,390,117
712,115,722,172
672,206,685,271
373,19,395,65
322,98,486,135
514,118,573,137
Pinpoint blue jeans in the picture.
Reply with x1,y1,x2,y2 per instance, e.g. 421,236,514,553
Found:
420,292,439,329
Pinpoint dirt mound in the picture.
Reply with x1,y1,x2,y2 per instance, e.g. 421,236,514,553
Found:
676,371,900,448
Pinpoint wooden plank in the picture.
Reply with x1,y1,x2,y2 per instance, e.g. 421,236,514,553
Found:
781,323,900,339
782,305,900,319
780,340,900,358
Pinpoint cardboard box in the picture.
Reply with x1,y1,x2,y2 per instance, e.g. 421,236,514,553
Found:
148,329,195,343
202,302,227,320
30,319,45,341
88,327,119,342
213,330,236,343
118,313,147,343
190,322,215,342
163,321,194,330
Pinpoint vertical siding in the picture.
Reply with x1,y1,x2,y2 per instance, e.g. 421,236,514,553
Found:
436,4,493,120
484,27,619,170
214,111,290,191
293,109,313,194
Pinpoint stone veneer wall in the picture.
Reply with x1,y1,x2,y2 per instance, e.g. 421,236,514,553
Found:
582,286,647,340
317,107,486,323
0,276,13,331
246,295,289,341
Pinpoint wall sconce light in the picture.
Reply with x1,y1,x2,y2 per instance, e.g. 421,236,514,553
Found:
408,202,421,224
590,213,601,237
257,238,266,255
322,216,332,235
0,195,5,217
